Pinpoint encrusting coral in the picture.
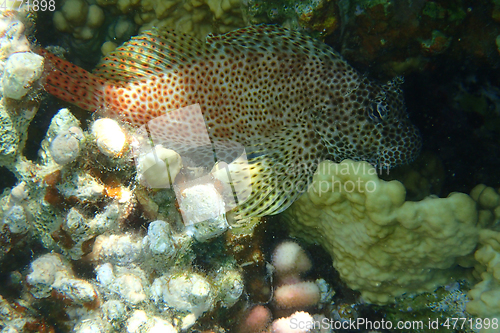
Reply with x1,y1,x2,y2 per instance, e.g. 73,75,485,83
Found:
0,10,41,168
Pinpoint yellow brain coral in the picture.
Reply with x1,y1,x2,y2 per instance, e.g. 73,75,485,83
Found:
282,159,479,304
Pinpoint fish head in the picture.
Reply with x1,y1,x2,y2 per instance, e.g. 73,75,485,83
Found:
364,78,422,167
323,76,422,168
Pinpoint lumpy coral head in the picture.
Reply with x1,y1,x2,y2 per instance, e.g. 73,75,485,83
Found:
273,282,320,309
237,305,272,333
283,159,479,304
271,240,312,279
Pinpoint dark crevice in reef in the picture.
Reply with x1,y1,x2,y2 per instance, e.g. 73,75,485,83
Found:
404,62,500,196
24,94,92,163
71,258,96,281
0,166,16,193
33,8,59,49
0,241,46,301
23,97,60,162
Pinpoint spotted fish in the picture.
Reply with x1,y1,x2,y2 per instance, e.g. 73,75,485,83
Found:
40,25,421,218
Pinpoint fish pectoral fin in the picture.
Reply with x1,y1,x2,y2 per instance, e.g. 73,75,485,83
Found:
231,122,323,220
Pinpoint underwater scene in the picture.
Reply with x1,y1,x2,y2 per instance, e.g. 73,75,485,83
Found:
1,0,500,332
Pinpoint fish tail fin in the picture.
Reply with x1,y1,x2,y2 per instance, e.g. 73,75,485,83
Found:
38,49,106,111
230,121,324,221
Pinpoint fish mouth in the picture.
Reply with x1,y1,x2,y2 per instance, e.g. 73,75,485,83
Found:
378,125,422,168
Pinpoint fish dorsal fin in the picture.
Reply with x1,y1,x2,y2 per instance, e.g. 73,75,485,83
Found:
93,29,204,81
207,24,341,60
93,25,340,82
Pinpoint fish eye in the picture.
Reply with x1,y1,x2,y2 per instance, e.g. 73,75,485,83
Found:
367,100,388,123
